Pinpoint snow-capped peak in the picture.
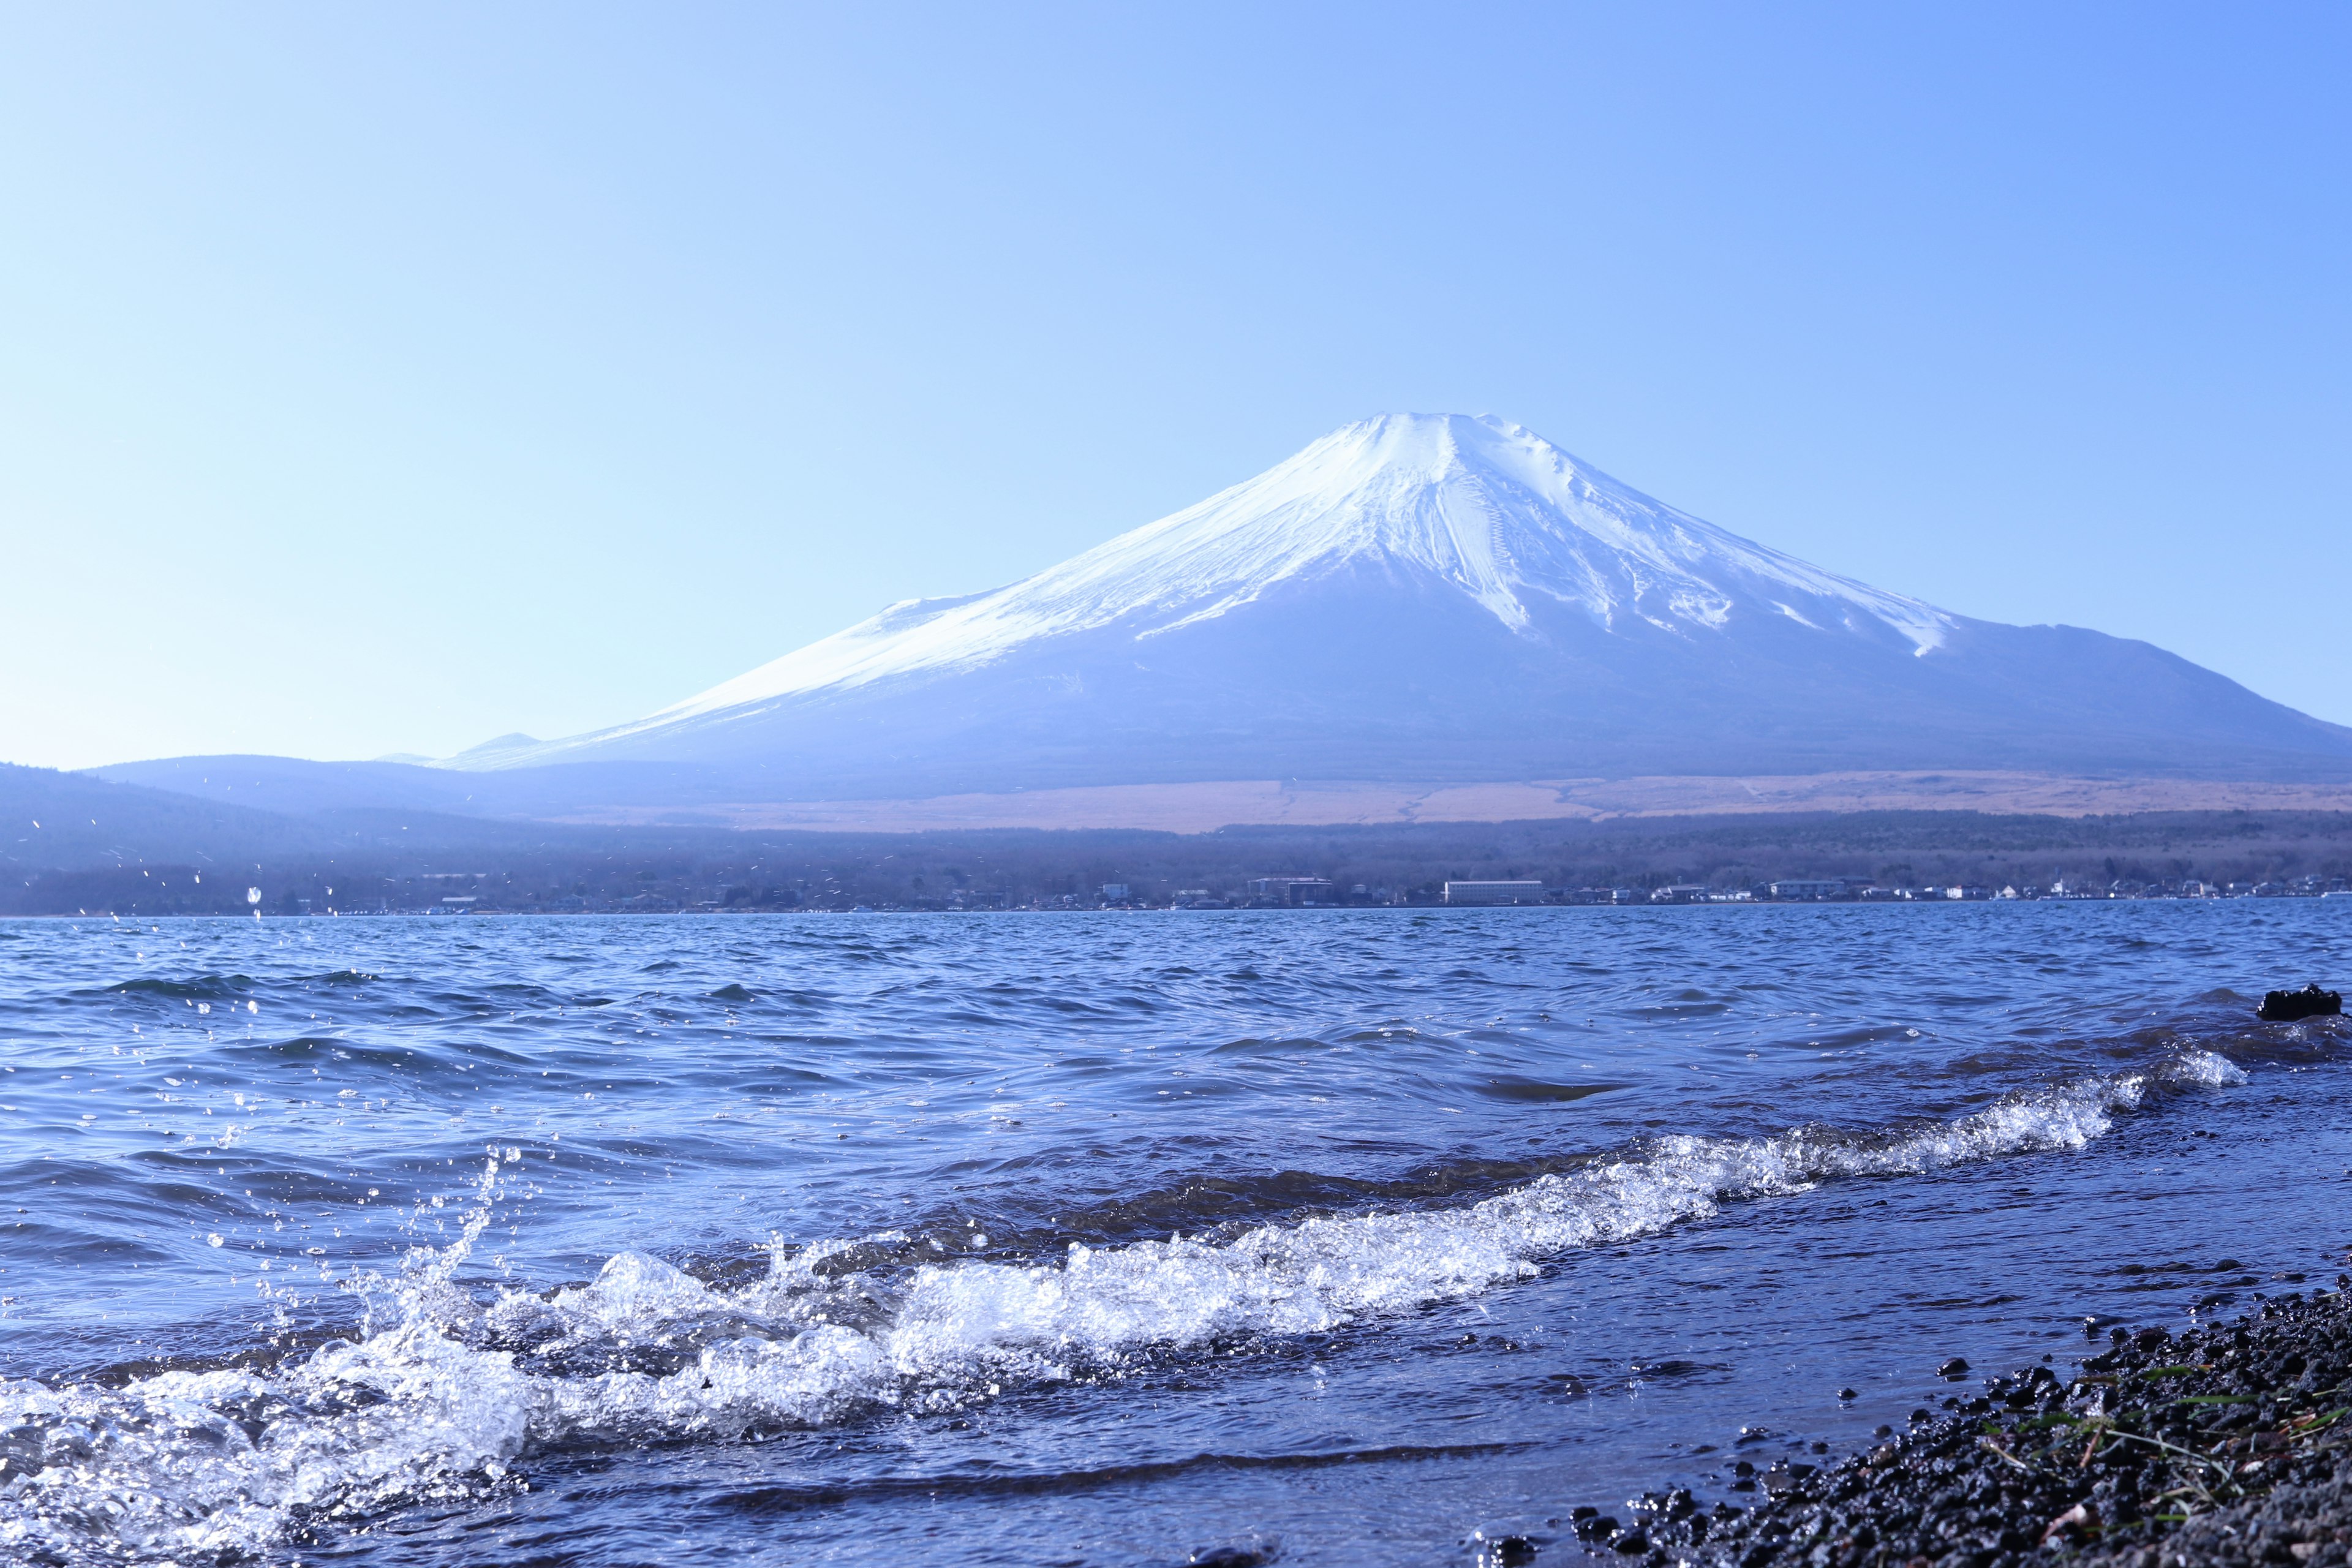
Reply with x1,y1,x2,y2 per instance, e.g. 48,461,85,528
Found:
561,414,1956,745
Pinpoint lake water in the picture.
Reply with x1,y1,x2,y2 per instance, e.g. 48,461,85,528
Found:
2,904,2348,1566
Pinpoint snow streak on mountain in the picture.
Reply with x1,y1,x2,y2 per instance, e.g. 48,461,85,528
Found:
643,415,1948,725
454,414,2350,796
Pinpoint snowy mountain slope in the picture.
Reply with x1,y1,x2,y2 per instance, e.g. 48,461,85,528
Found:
442,414,2352,796
585,415,1950,737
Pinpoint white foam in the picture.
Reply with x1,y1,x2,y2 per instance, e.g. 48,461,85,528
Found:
0,1052,2241,1561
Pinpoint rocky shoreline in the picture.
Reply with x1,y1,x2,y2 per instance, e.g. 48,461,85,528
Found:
1559,1285,2352,1567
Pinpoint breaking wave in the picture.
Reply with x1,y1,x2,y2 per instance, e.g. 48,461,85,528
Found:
0,1049,2245,1562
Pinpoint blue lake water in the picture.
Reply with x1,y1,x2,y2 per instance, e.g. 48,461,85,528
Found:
1,904,2348,1565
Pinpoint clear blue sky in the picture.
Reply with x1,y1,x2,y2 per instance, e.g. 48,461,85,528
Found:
3,4,2345,769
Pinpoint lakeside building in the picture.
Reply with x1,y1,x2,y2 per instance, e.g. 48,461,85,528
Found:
1561,887,1651,905
1248,876,1339,907
1442,880,1546,906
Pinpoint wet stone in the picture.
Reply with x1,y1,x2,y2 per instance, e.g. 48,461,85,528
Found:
1585,1288,2352,1568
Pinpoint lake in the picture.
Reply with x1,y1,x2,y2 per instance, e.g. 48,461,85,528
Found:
2,903,2346,1564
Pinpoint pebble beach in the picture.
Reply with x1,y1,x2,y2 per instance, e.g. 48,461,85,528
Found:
1580,1287,2352,1567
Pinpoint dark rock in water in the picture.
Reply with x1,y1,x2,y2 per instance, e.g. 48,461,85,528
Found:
2259,982,2342,1022
1486,1535,1537,1565
1836,1385,1857,1400
1188,1549,1267,1568
1937,1356,1969,1378
1570,1515,1618,1543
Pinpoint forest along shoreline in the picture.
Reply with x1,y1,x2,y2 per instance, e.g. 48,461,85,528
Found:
1558,1286,2352,1567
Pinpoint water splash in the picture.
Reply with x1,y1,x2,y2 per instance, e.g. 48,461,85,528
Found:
0,1050,2245,1562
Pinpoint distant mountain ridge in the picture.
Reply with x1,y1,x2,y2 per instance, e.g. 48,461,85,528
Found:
418,413,2352,796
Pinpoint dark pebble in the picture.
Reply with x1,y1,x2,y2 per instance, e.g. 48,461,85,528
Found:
1587,1286,2352,1568
1836,1386,1857,1400
1936,1356,1969,1378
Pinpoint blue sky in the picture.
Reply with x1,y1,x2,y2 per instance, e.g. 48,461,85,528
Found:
2,4,2345,769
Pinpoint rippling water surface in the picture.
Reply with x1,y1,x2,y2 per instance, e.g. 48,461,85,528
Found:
2,904,2348,1565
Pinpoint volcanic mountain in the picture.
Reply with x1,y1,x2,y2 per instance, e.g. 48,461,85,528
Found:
89,413,2352,826
443,413,2350,797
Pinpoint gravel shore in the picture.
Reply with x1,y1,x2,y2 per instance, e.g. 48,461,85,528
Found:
1560,1285,2352,1567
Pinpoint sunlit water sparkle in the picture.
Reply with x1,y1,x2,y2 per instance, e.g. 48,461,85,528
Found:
1,904,2346,1565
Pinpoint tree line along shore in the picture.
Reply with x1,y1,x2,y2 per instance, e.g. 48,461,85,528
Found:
6,802,2351,918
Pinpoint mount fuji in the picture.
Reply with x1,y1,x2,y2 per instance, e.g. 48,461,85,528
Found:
434,413,2348,799
91,413,2352,825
